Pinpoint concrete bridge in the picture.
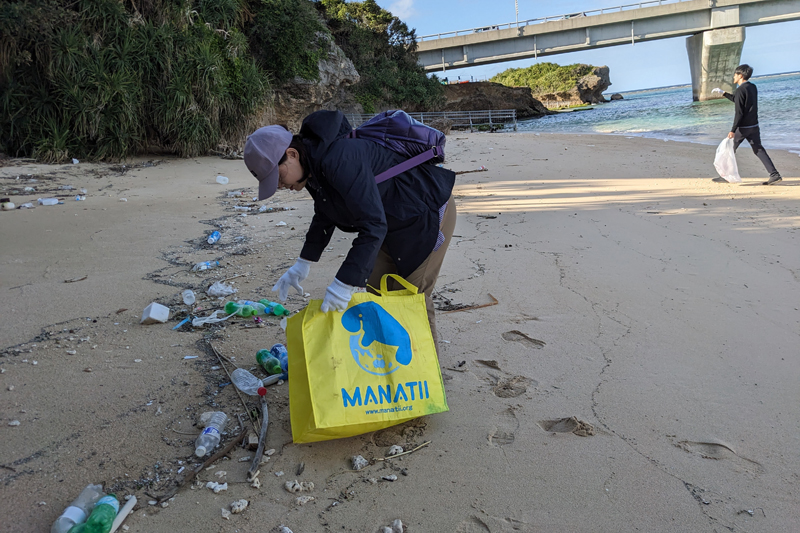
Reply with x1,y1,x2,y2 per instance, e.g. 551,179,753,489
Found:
415,0,800,100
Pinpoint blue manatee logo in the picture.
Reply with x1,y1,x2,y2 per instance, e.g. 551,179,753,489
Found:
341,302,412,376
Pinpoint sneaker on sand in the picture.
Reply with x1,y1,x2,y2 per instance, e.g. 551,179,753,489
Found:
712,177,729,183
763,176,782,185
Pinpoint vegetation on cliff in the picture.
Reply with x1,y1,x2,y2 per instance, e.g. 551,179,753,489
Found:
490,62,596,94
0,0,441,161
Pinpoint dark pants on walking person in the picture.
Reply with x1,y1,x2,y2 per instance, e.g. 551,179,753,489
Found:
367,195,457,357
733,125,781,179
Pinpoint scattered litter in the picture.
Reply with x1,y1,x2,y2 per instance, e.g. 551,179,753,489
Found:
2,201,15,210
275,471,284,477
7,385,14,391
216,175,229,185
172,317,191,330
238,456,251,462
388,445,404,456
38,198,60,206
134,359,142,363
214,470,227,478
381,475,397,482
391,519,405,533
60,185,74,190
234,206,250,212
230,499,248,514
64,276,88,283
221,508,231,520
279,527,294,533
226,191,243,197
295,496,315,506
351,455,369,470
284,480,314,493
250,477,260,488
8,420,20,426
265,449,275,456
182,289,196,305
119,198,127,202
141,302,169,324
75,195,86,201
72,158,79,164
160,502,169,508
19,203,34,209
191,310,236,327
206,482,228,493
275,221,287,226
148,500,157,506
183,355,198,360
206,281,237,297
66,350,77,355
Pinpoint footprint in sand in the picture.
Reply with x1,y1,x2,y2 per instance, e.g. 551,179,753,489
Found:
488,408,519,447
501,330,545,348
456,515,528,533
538,416,595,437
676,439,765,474
491,376,533,398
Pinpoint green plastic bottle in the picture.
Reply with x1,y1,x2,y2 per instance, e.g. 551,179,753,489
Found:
67,494,119,533
224,301,257,317
256,349,282,375
258,300,290,317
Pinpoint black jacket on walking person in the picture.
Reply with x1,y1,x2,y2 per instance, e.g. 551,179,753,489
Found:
723,81,759,132
298,110,456,288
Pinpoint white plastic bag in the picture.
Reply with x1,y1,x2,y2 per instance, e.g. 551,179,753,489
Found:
714,137,741,183
206,281,237,297
191,310,237,327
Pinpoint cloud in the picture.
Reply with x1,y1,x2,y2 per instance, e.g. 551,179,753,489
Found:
388,0,415,20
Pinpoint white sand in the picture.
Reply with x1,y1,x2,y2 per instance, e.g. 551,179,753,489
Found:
2,132,799,532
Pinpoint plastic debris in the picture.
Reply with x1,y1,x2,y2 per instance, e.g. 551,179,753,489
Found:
382,475,398,482
140,303,169,324
230,499,248,514
206,482,228,493
388,445,404,456
206,281,237,297
221,508,231,520
216,175,229,184
351,455,368,470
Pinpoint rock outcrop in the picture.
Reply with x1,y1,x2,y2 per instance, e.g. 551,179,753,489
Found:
272,33,363,131
610,93,624,101
437,82,550,119
535,66,612,106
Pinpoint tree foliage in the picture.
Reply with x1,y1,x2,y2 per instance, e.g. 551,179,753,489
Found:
318,0,443,114
491,62,595,94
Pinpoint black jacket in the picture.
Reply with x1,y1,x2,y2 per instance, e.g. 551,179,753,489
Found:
724,81,758,132
297,110,456,288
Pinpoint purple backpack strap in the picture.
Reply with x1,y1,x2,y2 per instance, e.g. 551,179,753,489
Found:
374,147,441,184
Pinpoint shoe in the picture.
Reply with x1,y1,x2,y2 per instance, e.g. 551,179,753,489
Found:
762,176,782,185
712,177,729,183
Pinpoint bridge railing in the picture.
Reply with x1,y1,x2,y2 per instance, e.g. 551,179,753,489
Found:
417,0,692,41
345,110,518,132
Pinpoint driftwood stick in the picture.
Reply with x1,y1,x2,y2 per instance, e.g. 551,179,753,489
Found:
247,395,269,481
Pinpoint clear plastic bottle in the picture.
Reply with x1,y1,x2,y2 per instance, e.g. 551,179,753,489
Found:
237,300,268,315
207,231,221,244
182,289,196,305
216,175,229,184
38,198,60,206
51,484,105,533
195,412,227,457
192,260,219,272
224,301,257,317
66,494,119,533
231,368,266,396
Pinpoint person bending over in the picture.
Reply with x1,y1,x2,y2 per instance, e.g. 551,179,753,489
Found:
712,64,782,185
243,110,456,354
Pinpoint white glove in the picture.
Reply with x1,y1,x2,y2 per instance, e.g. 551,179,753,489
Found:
320,278,355,313
272,258,312,301
711,88,723,95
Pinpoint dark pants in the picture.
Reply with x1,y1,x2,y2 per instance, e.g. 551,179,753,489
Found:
733,126,781,179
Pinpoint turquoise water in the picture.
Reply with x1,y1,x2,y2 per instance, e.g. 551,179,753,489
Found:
519,72,800,153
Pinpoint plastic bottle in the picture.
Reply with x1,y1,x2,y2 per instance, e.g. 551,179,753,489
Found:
207,231,221,244
237,300,268,315
66,494,119,533
216,175,229,184
270,343,289,379
192,260,219,272
231,368,266,396
224,301,257,317
258,300,291,317
182,289,196,305
195,412,227,457
38,198,60,206
256,350,282,375
51,484,105,533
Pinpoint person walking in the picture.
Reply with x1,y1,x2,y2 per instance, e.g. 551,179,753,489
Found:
243,110,456,353
712,64,782,185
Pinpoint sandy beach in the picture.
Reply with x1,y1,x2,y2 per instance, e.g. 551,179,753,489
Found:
2,132,799,532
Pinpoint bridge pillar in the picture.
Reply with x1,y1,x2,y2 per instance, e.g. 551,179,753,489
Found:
686,27,745,102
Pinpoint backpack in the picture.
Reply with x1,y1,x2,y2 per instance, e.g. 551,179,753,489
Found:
348,110,446,184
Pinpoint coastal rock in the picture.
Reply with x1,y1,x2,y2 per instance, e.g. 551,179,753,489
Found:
273,33,363,131
610,93,624,101
437,82,550,119
536,66,612,107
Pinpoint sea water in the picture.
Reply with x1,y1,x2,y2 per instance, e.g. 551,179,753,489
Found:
519,71,800,154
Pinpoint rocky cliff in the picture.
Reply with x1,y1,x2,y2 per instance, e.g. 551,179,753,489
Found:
272,33,363,131
436,82,550,118
536,66,611,106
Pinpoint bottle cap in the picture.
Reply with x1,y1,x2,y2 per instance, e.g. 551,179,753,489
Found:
195,446,207,457
257,387,267,396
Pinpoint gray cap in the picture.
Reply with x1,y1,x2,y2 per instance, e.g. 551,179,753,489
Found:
244,126,293,200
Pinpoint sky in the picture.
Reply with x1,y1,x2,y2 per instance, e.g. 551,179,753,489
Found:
374,0,800,92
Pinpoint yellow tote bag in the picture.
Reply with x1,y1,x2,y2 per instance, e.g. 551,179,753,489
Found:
287,274,448,443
